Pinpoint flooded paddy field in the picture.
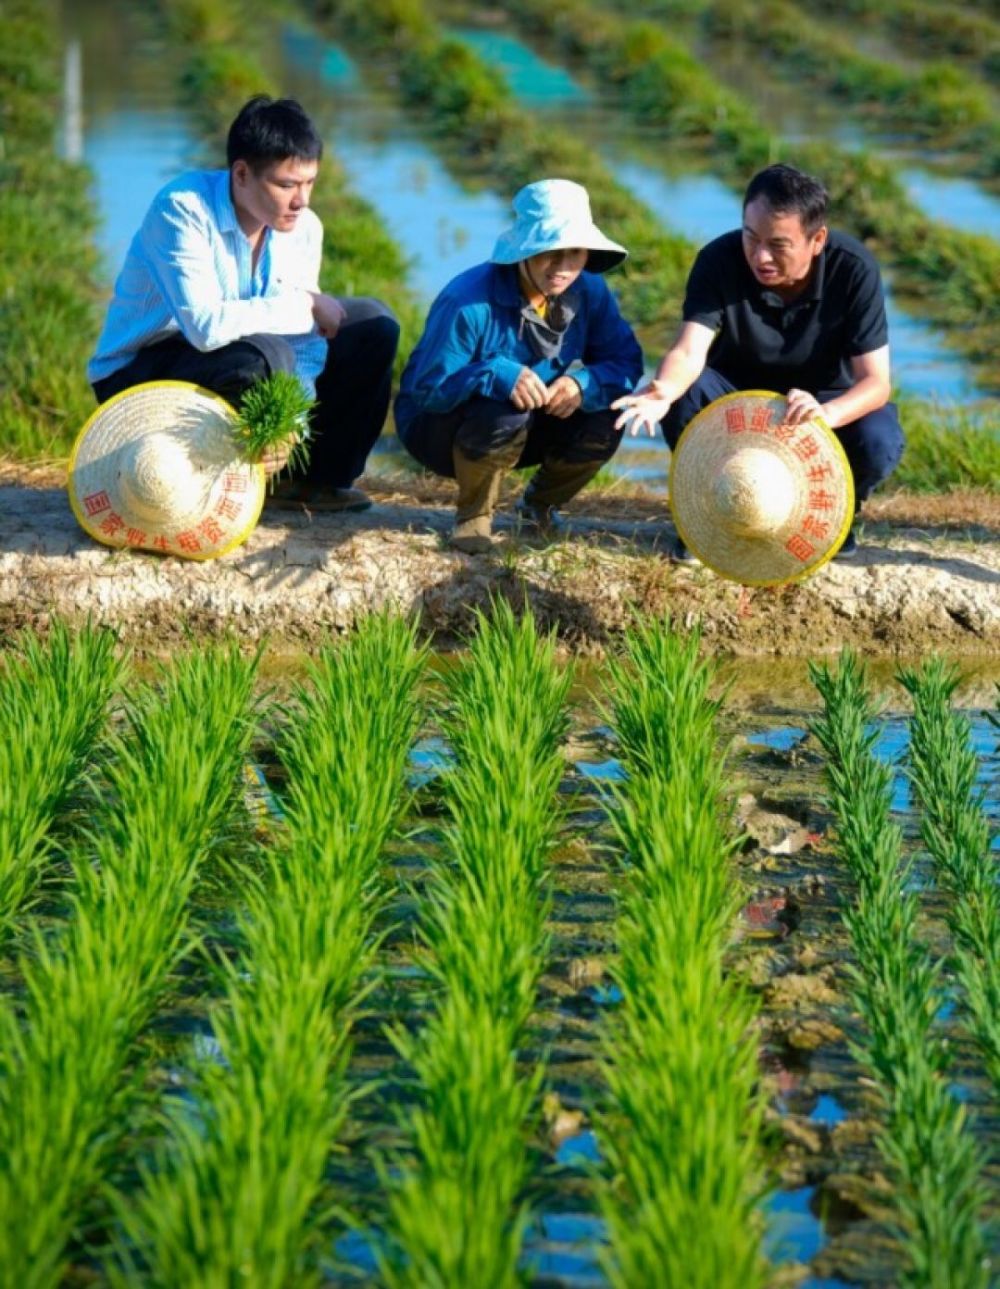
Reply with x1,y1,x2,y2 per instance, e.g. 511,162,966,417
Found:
2,621,998,1285
5,4,999,1275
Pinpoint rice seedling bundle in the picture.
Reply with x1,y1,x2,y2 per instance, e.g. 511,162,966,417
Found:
0,623,123,939
0,645,260,1289
810,652,990,1287
110,615,426,1286
595,621,767,1289
381,602,570,1288
898,658,1000,1092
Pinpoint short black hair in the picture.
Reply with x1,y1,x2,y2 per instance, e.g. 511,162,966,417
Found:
743,164,828,235
226,95,323,171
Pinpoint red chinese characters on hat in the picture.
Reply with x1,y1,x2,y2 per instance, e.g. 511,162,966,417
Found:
725,406,747,433
83,490,112,517
176,530,202,554
785,533,816,563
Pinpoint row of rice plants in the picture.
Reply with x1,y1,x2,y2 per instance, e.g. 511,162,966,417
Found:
496,0,1000,392
0,645,261,1289
0,0,104,458
794,0,1000,83
898,658,1000,1093
309,0,698,332
706,0,1000,165
0,622,122,941
379,604,570,1285
809,652,991,1286
592,621,768,1288
160,0,424,355
891,399,1000,492
109,616,426,1284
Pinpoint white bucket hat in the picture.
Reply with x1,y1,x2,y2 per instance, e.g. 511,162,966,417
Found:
491,179,627,274
669,391,854,586
68,380,265,561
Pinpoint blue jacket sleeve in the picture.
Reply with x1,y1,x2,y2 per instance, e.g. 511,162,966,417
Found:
572,281,644,412
405,297,523,414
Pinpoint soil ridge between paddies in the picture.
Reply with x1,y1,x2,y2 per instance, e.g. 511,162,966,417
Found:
1,470,998,656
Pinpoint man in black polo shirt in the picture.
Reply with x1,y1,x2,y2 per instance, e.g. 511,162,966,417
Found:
614,163,904,558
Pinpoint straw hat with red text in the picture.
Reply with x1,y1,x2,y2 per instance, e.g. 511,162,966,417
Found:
68,380,265,561
668,390,854,586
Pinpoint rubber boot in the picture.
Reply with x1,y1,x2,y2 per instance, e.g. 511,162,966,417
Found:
451,443,518,554
517,457,605,534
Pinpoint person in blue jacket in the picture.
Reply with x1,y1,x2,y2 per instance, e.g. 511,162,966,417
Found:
395,179,644,553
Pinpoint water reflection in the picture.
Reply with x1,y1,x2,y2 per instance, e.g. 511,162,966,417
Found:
450,27,588,104
279,25,508,303
898,168,1000,240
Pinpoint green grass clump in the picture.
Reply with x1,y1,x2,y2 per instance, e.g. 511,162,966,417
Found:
0,622,123,940
380,601,570,1287
0,645,260,1289
810,652,990,1286
898,658,1000,1092
594,620,768,1288
0,0,104,458
111,616,425,1286
893,399,1000,492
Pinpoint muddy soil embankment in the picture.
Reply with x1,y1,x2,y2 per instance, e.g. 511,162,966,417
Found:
2,470,998,655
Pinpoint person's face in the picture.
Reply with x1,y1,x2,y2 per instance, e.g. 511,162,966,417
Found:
230,156,319,234
522,247,588,296
741,196,827,292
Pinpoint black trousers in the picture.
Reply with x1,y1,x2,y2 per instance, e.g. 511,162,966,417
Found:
92,298,400,488
398,397,624,479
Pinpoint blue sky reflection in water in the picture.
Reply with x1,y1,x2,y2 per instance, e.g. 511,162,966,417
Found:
450,27,588,105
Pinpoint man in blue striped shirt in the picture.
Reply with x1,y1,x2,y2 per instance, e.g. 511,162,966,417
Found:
89,95,398,510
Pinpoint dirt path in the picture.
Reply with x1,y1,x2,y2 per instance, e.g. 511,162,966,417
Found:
2,467,998,655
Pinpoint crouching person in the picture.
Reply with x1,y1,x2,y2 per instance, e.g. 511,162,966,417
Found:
394,179,643,552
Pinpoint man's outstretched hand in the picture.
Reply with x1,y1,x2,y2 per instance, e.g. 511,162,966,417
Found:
611,381,672,436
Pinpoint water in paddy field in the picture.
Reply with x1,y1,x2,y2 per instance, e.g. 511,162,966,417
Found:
57,1,996,411
55,1,196,282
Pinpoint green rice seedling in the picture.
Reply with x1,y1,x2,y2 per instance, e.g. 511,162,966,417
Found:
0,622,124,938
707,0,997,143
0,645,260,1289
108,615,425,1287
232,370,315,474
810,652,990,1287
380,602,570,1288
898,658,1000,1090
794,0,1000,83
594,619,768,1289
